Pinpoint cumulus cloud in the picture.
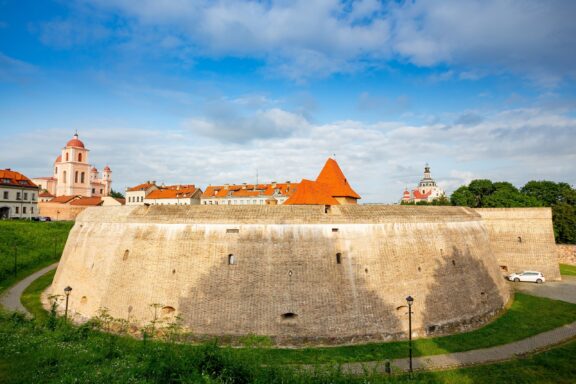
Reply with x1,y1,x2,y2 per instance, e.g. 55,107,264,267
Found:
36,0,570,83
5,104,574,203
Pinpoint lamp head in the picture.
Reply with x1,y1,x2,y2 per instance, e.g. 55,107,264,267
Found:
64,286,72,295
406,295,414,306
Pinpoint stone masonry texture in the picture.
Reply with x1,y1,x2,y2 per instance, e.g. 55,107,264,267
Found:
49,205,556,345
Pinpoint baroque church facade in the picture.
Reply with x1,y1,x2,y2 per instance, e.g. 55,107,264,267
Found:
32,133,112,198
402,164,445,203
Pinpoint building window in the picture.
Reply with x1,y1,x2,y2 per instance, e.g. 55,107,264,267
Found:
55,167,58,174
23,193,28,200
336,253,342,264
3,191,8,199
63,171,67,182
23,207,26,214
78,153,82,162
15,207,19,214
75,171,78,183
16,192,21,200
100,189,103,194
81,172,85,183
228,254,236,265
65,152,69,161
92,188,95,194
31,194,35,201
31,207,34,214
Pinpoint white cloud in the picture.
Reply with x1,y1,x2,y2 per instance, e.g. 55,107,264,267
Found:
4,104,574,203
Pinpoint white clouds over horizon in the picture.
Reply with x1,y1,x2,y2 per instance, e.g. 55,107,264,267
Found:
40,0,576,83
2,104,574,203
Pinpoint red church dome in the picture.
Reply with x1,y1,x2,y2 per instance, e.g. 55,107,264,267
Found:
66,133,85,148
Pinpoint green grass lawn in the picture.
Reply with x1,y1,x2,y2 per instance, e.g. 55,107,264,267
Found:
0,308,574,384
559,263,576,276
18,268,576,366
20,269,56,322
0,220,72,294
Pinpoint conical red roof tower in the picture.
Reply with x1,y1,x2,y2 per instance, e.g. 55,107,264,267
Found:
284,179,340,205
316,158,360,202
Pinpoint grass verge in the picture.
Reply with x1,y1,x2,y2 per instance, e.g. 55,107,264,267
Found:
0,309,574,383
20,269,56,322
18,266,576,365
0,220,72,294
559,263,576,276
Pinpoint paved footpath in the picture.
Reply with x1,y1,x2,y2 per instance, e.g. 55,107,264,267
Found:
0,263,58,316
329,279,576,374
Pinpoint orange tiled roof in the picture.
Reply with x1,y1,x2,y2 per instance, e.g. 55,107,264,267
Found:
127,182,156,192
39,191,54,197
202,182,297,199
70,197,103,206
284,179,340,205
0,169,38,188
315,158,360,199
412,189,432,200
147,185,200,200
49,195,80,204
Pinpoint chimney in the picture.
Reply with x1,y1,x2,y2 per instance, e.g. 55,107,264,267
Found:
224,184,229,190
271,181,277,188
242,183,247,189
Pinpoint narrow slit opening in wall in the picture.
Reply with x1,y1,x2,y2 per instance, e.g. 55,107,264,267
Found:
123,250,129,261
452,260,456,266
518,236,522,243
500,265,508,272
162,306,175,315
228,254,236,265
226,228,239,234
336,253,341,264
281,312,297,320
332,228,339,232
324,205,330,214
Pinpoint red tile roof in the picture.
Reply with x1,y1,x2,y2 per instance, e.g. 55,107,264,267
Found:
70,197,103,206
315,158,360,199
39,191,54,198
147,185,200,200
49,195,80,204
127,182,156,192
0,169,38,188
412,189,432,199
202,183,297,199
284,179,340,205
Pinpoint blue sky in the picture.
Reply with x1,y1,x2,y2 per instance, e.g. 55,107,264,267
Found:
1,0,575,202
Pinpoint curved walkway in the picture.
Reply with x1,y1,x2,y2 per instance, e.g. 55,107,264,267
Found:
2,265,576,374
0,263,58,316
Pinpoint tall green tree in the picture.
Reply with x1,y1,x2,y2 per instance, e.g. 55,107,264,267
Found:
450,186,476,207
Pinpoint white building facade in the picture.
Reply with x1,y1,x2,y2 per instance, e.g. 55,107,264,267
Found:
0,169,39,219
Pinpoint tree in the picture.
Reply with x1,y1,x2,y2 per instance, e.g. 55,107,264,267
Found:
521,181,576,206
450,186,476,207
109,189,125,199
468,179,494,207
482,189,542,208
552,203,576,244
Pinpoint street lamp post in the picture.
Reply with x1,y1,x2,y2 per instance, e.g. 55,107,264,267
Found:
64,286,72,321
406,295,414,377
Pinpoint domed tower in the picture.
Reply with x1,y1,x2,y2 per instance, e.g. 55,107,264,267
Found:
56,133,91,196
102,165,112,196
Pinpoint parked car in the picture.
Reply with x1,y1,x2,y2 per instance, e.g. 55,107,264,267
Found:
39,216,52,222
507,271,545,284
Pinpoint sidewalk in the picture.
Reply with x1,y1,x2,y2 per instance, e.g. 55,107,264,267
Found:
0,263,58,316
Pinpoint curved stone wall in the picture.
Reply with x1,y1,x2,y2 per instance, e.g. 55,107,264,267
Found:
50,205,510,344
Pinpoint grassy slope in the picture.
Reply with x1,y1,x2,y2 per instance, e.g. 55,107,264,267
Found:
20,269,56,322
18,267,576,365
559,263,576,276
0,221,72,294
0,309,574,383
232,292,576,364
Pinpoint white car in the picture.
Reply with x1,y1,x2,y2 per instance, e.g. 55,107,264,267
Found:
507,271,545,284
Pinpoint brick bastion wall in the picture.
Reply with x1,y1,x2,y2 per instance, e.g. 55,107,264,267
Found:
557,244,576,265
49,205,514,345
475,208,561,280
